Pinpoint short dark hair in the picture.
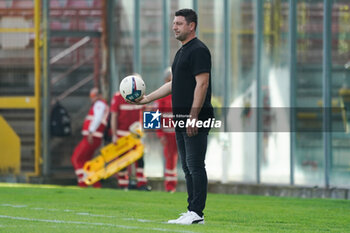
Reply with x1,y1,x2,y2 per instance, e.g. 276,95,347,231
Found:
175,8,198,30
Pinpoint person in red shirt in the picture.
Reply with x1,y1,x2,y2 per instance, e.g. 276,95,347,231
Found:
154,68,178,192
71,87,110,188
110,89,150,191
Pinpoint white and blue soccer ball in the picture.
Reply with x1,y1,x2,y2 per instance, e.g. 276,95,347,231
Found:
119,74,146,102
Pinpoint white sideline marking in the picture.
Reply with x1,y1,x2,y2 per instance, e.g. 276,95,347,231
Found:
123,217,155,223
0,204,192,230
0,204,27,208
1,204,155,221
0,215,196,233
1,204,115,218
76,212,115,218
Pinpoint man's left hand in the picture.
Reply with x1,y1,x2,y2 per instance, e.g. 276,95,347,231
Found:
187,117,198,137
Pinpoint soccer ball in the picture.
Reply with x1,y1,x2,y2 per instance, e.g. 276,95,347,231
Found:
119,74,146,102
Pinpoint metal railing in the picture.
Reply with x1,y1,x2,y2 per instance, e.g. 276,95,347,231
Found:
0,0,41,177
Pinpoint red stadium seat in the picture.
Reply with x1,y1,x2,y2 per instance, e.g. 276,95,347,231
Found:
67,0,88,8
12,0,33,8
93,0,102,8
84,18,100,31
50,0,59,8
50,21,62,30
68,18,86,31
50,0,67,8
0,1,11,8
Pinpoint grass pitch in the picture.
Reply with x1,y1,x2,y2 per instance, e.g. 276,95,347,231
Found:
0,183,349,233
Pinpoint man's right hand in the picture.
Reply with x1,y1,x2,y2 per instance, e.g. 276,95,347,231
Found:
128,95,151,105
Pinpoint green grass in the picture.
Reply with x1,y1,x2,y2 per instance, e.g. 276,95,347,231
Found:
0,183,349,233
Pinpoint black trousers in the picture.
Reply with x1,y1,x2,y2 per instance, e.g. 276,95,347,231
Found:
175,131,208,217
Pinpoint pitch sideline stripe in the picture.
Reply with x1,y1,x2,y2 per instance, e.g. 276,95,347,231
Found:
0,215,197,233
0,204,27,208
0,204,159,222
1,204,116,218
0,204,163,223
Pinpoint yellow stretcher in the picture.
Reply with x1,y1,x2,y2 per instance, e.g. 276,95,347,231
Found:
83,123,144,185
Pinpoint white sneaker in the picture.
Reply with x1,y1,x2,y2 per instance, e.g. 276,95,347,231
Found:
172,211,204,225
167,211,190,224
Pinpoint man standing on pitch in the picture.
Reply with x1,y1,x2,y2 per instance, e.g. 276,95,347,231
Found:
135,9,214,225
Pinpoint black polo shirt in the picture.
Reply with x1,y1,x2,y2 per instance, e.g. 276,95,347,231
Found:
171,37,214,127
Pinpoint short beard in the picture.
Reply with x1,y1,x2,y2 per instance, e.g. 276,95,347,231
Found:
175,32,189,42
